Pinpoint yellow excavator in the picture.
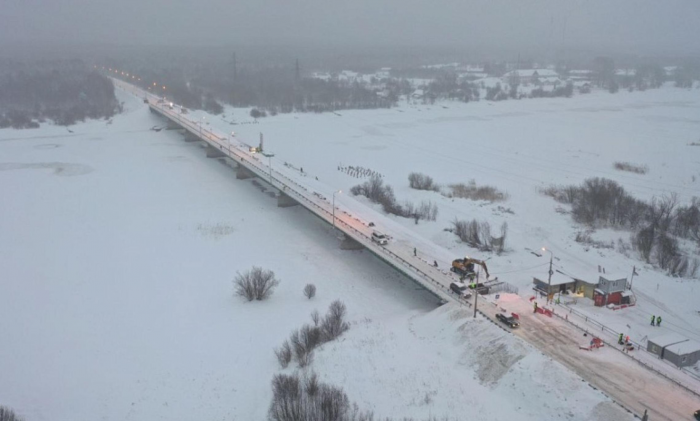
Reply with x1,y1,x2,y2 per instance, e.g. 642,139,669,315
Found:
451,257,490,281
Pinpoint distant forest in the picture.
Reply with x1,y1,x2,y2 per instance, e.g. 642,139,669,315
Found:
108,59,395,116
0,59,121,128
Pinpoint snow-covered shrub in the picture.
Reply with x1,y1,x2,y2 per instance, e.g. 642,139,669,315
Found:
274,340,293,369
408,172,440,191
304,284,316,299
539,185,578,204
351,176,438,222
234,266,280,301
321,300,350,342
269,373,358,421
290,326,319,368
446,180,508,202
614,161,648,174
310,310,320,327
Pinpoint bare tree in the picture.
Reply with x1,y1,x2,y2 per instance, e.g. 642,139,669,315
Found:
310,310,320,327
269,374,303,421
655,233,679,270
234,266,280,301
304,284,317,299
0,407,24,421
633,226,655,262
305,372,320,397
275,340,293,369
408,172,440,191
290,328,314,368
321,300,350,341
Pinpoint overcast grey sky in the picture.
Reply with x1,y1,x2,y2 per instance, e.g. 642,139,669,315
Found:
2,0,699,55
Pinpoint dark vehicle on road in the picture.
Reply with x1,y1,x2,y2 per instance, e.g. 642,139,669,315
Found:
496,313,520,328
694,409,700,420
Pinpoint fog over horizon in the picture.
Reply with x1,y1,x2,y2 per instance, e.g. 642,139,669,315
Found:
2,0,700,57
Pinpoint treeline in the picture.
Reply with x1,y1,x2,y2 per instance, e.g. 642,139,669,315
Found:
543,178,700,277
115,63,395,116
0,60,121,128
424,73,481,103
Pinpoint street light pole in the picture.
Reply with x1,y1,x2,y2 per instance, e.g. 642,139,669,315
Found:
268,155,273,185
332,190,342,233
543,247,554,304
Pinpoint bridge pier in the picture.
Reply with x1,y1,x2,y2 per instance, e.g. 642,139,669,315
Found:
277,192,299,208
184,132,200,142
339,234,364,251
166,120,183,130
236,165,256,179
205,144,227,158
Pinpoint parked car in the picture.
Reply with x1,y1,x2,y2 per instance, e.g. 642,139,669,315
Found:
694,409,700,420
371,231,388,245
449,282,472,299
496,313,520,328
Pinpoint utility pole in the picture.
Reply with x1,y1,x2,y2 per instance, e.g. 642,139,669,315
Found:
473,285,478,318
232,52,237,83
332,190,342,234
629,265,638,290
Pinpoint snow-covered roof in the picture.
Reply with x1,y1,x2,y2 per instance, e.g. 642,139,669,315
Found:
594,288,604,295
621,290,633,297
615,69,636,76
667,339,700,355
533,275,572,286
648,333,689,348
474,77,503,88
569,70,593,75
504,69,559,78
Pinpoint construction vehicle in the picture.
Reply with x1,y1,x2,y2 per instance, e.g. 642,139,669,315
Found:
450,257,489,281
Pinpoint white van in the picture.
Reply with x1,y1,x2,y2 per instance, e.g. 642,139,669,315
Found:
371,231,388,245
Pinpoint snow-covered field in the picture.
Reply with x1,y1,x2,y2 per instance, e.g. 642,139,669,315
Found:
210,86,700,355
1,85,698,420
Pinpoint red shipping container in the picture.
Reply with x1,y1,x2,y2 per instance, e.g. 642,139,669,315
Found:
594,293,605,307
606,291,622,305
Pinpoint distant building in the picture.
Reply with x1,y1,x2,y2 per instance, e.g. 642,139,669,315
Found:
502,69,560,86
647,333,700,368
663,66,678,77
568,70,593,82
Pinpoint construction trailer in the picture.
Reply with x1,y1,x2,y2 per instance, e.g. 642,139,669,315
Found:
647,333,700,367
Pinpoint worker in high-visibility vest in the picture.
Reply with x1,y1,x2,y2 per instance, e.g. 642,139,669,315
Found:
533,302,538,313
